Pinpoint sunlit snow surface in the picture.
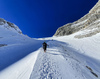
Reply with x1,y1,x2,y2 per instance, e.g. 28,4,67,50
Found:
0,26,100,79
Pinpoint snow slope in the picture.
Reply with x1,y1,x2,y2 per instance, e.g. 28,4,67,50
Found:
30,40,100,79
53,32,100,60
0,25,44,79
0,23,100,79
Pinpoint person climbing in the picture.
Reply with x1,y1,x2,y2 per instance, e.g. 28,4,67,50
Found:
42,42,49,52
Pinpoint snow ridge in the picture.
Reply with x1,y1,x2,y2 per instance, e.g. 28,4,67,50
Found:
0,18,22,34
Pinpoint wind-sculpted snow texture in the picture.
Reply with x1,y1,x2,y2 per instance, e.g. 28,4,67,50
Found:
30,41,100,79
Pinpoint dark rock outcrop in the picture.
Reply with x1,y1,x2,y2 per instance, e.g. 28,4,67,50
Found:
54,0,100,38
0,44,7,47
0,18,6,25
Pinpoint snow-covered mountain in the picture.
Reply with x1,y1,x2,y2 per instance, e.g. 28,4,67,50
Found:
0,1,100,78
0,18,22,34
54,0,100,38
0,18,44,79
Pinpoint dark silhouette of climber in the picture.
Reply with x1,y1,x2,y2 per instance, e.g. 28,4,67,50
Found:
42,42,49,52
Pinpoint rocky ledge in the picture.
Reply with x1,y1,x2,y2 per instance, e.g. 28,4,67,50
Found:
54,0,100,38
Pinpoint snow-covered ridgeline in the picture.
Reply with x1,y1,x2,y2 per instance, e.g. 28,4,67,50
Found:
0,18,22,34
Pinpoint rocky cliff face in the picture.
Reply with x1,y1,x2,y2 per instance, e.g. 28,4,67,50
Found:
54,0,100,38
0,18,22,34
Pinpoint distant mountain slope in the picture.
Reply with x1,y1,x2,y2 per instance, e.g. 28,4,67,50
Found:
54,0,100,38
0,18,43,79
0,18,22,34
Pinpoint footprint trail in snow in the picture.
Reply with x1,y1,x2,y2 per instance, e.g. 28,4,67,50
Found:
30,41,99,79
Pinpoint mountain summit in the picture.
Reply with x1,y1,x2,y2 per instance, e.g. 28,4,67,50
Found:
54,0,100,38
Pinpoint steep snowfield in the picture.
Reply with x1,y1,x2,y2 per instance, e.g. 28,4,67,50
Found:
53,32,100,60
0,50,39,79
0,25,100,79
0,26,43,79
30,38,100,79
30,41,100,79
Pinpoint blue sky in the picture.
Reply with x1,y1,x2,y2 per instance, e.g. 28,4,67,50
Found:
0,0,98,38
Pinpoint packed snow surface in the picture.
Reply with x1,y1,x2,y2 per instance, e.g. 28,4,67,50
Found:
0,26,100,79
